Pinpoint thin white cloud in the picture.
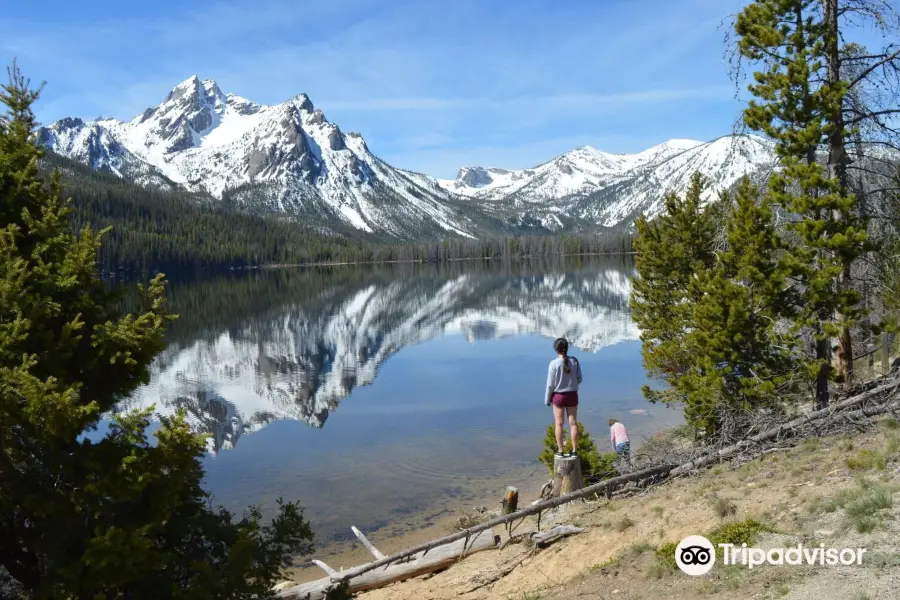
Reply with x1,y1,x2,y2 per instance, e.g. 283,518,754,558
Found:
322,97,468,111
319,86,732,112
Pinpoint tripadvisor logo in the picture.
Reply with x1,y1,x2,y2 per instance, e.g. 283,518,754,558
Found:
675,535,868,575
675,535,716,576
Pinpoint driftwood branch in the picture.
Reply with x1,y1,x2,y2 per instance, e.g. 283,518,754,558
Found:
310,560,337,577
530,525,584,547
279,530,497,599
351,526,385,560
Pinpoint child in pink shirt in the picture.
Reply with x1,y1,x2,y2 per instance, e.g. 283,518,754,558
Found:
609,418,632,467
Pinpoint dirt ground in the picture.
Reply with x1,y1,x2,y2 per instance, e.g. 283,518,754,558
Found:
351,419,900,600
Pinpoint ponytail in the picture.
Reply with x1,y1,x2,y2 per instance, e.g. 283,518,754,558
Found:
553,337,571,373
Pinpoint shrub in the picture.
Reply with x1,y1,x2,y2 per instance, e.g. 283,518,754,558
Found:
707,519,775,552
614,517,635,532
879,418,899,431
827,479,895,532
626,542,654,558
847,450,887,471
827,479,895,517
655,541,678,571
538,423,617,480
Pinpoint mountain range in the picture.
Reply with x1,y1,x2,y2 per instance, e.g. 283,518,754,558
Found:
39,75,779,239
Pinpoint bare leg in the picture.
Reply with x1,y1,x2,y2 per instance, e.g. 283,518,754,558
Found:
567,405,579,451
552,404,566,452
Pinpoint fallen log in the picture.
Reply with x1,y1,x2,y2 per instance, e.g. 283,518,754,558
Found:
671,380,900,476
530,525,584,547
278,529,499,600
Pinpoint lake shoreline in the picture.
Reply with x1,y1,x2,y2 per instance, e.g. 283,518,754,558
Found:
234,251,638,271
284,413,675,584
285,463,551,584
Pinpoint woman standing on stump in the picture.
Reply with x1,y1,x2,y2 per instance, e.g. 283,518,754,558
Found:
544,337,582,458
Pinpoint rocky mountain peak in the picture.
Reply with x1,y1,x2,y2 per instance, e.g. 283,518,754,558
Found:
291,93,314,113
456,166,492,188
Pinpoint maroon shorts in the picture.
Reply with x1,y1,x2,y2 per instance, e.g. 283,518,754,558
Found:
551,391,579,408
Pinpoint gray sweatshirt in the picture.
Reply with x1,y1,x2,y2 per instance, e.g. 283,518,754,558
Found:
544,356,582,405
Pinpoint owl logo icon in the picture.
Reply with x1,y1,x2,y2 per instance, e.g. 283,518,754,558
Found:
675,535,716,576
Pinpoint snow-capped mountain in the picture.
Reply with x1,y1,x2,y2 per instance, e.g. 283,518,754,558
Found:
39,74,780,236
439,135,778,230
39,76,475,239
38,117,177,189
124,264,638,453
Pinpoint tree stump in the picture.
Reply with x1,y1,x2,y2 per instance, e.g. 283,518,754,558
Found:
501,486,519,515
883,332,894,375
551,455,583,497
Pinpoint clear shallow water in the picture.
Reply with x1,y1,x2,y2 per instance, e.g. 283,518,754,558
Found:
119,258,681,551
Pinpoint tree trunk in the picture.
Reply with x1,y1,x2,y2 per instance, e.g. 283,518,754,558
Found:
551,455,583,497
824,0,855,384
884,332,895,375
501,486,518,515
816,337,830,410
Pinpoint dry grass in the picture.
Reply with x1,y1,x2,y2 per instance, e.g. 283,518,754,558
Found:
613,516,635,532
710,495,738,518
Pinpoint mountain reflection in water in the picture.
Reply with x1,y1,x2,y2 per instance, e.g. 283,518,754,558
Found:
125,258,640,453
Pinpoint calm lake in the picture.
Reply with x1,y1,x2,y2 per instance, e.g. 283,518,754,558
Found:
119,257,681,562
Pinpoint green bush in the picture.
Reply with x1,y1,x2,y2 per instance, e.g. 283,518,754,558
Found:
707,519,775,549
538,422,617,480
655,541,678,571
847,450,887,471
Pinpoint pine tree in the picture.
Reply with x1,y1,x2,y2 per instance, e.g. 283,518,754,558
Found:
683,178,800,434
632,175,799,435
736,0,869,407
0,63,314,598
630,173,717,410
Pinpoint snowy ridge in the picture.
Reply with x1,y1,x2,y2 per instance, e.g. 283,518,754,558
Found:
127,267,638,453
40,74,782,235
439,135,777,229
39,76,477,239
38,117,176,189
438,145,634,201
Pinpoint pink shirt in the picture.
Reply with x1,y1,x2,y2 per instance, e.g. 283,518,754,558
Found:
610,422,629,446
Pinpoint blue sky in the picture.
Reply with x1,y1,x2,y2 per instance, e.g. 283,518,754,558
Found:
3,0,752,178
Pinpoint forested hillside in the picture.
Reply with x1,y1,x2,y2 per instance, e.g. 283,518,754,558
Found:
42,151,632,279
